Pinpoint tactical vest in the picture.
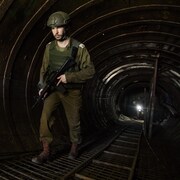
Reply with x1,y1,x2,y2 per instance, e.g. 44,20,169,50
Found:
47,39,83,90
48,39,80,74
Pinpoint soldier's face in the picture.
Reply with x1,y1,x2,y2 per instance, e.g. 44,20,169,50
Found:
51,26,65,40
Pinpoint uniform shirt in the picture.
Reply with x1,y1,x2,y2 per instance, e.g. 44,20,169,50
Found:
38,38,95,89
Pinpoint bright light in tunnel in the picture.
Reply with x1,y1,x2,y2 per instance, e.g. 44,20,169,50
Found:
136,104,143,112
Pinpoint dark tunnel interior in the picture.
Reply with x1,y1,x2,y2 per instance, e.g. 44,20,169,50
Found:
0,0,180,177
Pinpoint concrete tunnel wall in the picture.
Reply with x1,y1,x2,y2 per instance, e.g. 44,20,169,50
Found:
0,0,180,155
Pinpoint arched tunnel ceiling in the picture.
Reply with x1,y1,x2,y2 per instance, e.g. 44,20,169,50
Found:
0,0,180,154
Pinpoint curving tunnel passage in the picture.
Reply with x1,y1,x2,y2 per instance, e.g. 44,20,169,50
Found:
0,0,180,175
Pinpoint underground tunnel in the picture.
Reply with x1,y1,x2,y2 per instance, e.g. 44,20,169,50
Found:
0,0,180,179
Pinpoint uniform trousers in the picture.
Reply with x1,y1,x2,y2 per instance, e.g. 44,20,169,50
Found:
39,89,82,144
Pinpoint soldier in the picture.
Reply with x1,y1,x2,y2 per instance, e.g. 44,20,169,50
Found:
32,11,95,164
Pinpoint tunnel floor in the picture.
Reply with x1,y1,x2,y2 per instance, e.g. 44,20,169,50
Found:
0,123,174,180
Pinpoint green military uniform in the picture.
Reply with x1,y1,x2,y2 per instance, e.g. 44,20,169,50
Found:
38,38,95,144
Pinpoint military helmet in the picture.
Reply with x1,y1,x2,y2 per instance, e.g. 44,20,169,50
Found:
47,11,70,28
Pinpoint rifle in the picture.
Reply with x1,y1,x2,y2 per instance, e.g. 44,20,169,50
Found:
32,47,78,110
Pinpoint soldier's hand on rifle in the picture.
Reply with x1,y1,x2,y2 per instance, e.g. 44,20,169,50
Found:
39,89,43,95
57,74,67,86
38,88,47,99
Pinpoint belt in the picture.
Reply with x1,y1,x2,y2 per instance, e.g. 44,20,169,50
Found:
64,83,83,89
55,83,83,93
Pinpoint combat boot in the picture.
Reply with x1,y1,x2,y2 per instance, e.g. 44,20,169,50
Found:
68,143,78,159
32,140,50,164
